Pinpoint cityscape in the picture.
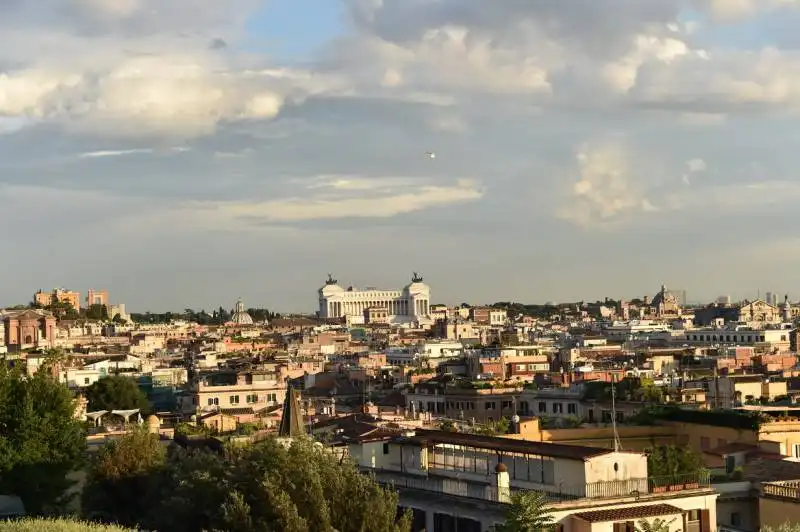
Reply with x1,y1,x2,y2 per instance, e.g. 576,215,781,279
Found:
4,277,800,530
5,0,800,531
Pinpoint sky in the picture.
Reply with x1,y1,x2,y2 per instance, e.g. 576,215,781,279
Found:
3,0,800,312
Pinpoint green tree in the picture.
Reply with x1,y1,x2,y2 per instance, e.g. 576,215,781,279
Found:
646,445,704,478
82,428,166,526
140,437,410,532
85,305,108,321
0,368,86,514
85,376,150,415
494,490,554,532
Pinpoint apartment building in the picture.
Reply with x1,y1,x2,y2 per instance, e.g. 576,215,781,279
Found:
184,369,287,416
405,382,522,422
343,429,717,532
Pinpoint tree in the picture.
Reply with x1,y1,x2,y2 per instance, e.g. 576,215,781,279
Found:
85,304,108,321
494,490,554,532
82,428,166,526
636,517,675,532
646,445,704,478
89,436,411,532
85,376,150,415
0,368,86,514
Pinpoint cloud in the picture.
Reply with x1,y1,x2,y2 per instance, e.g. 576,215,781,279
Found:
682,157,707,185
182,178,483,224
558,141,656,228
79,148,153,158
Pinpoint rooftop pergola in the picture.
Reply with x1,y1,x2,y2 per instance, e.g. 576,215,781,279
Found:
84,409,142,427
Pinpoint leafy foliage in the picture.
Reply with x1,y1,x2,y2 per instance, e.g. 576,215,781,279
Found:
82,428,166,526
646,445,704,478
85,376,150,415
82,435,410,532
493,490,554,532
0,518,132,531
0,368,86,515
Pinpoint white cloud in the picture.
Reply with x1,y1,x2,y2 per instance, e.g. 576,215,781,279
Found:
0,54,341,138
184,179,483,223
682,157,707,185
558,142,655,228
79,148,153,158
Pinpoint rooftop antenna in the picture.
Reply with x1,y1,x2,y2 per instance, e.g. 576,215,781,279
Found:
611,374,622,452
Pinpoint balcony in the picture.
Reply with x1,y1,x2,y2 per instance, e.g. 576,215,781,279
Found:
762,480,800,501
368,469,711,505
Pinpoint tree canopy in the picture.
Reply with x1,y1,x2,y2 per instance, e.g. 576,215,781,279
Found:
82,433,410,532
81,428,166,525
493,490,554,532
646,445,704,478
0,368,86,514
85,376,150,415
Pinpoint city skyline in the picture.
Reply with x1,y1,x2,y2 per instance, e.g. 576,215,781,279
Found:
3,277,797,314
3,2,800,309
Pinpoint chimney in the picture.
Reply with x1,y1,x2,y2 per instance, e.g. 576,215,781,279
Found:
495,462,510,503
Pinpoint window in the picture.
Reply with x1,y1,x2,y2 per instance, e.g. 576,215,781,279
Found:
207,397,219,406
246,394,258,404
485,402,496,410
731,512,741,527
538,402,547,413
230,395,240,405
687,510,700,522
84,377,90,385
553,403,563,414
567,404,577,415
793,444,800,458
266,393,277,403
700,437,710,451
383,443,390,455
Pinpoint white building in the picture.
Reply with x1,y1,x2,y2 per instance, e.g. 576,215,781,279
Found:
318,273,432,325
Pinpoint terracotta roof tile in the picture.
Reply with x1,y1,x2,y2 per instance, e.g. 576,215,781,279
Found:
574,504,684,523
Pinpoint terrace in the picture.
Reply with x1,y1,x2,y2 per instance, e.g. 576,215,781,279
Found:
370,469,711,505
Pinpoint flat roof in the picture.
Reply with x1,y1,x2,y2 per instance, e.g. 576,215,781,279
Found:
393,429,630,461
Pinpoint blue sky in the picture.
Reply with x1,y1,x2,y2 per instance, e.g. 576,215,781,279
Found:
243,0,346,60
3,0,800,312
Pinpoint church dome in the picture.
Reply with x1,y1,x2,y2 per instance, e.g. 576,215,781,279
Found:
651,284,678,308
231,298,254,325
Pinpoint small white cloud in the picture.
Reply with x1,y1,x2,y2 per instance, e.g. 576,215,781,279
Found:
682,157,707,185
79,148,153,158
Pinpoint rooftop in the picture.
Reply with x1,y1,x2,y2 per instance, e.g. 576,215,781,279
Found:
393,429,627,461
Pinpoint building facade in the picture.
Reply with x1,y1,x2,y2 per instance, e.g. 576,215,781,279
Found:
1,309,57,350
34,288,81,310
318,273,432,325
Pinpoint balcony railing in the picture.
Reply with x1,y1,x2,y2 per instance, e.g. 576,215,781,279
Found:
368,469,711,504
762,480,800,501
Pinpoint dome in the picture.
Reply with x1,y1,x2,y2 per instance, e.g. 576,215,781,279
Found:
650,284,678,308
231,298,254,325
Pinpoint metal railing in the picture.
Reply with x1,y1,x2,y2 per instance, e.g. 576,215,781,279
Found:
762,480,800,500
368,469,711,504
